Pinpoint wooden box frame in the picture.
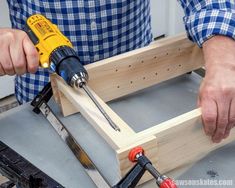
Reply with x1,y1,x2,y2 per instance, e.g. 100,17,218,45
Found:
51,34,235,184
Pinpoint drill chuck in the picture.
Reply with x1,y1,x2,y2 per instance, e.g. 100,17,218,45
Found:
50,46,88,87
70,73,88,88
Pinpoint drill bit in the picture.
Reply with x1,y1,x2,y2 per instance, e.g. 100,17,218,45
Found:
82,85,121,132
71,74,121,132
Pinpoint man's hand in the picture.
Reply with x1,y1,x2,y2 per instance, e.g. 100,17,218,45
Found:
199,35,235,143
0,29,39,75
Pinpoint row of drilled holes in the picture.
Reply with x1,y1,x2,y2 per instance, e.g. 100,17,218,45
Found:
116,64,183,89
115,48,184,88
115,48,185,72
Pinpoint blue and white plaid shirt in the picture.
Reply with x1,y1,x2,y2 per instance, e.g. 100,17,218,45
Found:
6,0,235,104
178,0,235,47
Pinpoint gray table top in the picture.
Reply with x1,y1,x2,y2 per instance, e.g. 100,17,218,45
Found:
0,73,234,188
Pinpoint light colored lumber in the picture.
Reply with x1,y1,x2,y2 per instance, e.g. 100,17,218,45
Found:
114,108,235,183
53,76,136,150
135,108,235,174
51,33,204,116
51,74,78,116
86,33,203,101
113,107,235,182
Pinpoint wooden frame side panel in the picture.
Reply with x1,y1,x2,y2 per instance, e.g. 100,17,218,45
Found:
86,34,204,102
136,109,235,174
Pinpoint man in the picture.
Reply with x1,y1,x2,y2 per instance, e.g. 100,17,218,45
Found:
0,0,234,144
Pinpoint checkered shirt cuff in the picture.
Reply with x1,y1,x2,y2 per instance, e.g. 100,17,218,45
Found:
184,9,235,47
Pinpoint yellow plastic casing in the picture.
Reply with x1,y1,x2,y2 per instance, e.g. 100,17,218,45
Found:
26,14,73,68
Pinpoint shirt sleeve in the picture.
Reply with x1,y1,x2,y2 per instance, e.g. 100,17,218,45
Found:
178,0,235,47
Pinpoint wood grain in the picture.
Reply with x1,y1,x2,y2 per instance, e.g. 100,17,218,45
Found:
136,108,235,174
54,76,136,150
51,33,204,116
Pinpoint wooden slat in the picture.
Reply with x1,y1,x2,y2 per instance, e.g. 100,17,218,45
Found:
135,108,235,174
86,33,204,102
54,76,136,150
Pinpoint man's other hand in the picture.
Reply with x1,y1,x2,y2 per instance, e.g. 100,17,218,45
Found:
199,35,235,143
0,29,39,76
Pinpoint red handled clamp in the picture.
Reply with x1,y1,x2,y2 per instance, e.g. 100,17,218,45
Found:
129,147,177,188
113,146,178,188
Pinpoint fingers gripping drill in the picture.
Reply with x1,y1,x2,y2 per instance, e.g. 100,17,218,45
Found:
25,14,120,131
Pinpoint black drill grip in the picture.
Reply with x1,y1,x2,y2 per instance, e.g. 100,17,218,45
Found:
24,24,39,45
50,46,88,85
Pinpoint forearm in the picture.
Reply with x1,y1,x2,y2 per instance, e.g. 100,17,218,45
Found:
203,36,235,71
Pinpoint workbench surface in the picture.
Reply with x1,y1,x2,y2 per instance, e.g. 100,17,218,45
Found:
0,73,235,188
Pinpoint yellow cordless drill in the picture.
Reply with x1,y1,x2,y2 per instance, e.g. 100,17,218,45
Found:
25,14,120,131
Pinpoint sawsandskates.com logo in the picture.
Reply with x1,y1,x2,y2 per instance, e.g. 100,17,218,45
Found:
175,179,233,186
